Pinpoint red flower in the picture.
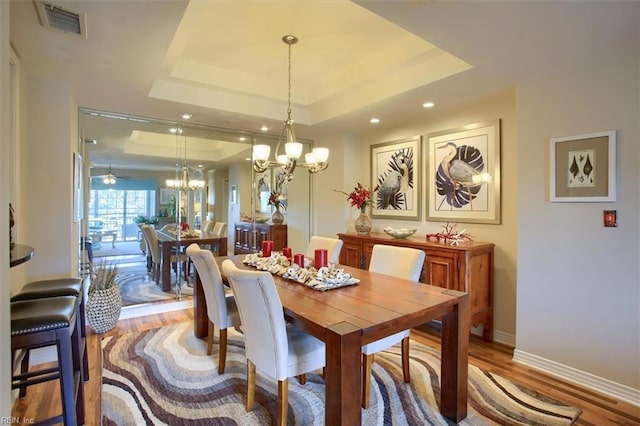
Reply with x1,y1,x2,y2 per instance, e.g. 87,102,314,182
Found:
335,183,378,213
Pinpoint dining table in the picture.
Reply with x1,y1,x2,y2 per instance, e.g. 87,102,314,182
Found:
196,254,470,425
155,230,227,291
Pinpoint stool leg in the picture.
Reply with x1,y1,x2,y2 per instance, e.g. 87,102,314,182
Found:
57,332,78,426
77,295,89,381
15,349,29,397
71,318,86,424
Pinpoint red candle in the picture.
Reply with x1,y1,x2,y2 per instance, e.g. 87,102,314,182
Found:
294,253,305,268
314,249,328,269
262,240,274,257
282,247,292,260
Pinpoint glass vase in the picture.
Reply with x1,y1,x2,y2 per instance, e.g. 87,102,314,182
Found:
271,206,284,224
354,210,372,235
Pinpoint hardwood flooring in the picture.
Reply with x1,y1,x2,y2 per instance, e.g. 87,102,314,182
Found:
11,309,639,425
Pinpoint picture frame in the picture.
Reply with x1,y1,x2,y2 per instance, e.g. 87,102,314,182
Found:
230,184,238,205
73,152,83,223
549,130,616,202
254,169,271,213
426,120,501,224
160,188,175,205
370,136,421,220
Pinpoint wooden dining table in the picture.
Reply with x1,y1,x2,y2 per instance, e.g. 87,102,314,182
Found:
155,230,227,291
197,255,469,425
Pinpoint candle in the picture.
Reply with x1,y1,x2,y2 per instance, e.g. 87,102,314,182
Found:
294,253,305,268
282,247,292,261
262,240,274,257
314,249,328,269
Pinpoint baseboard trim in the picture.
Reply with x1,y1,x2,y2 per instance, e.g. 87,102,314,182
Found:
28,299,194,366
513,349,640,407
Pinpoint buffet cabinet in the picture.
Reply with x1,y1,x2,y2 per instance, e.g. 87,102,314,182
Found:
338,232,494,341
234,223,287,255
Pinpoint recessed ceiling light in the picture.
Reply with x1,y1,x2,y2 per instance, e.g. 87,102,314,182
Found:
370,118,380,124
239,136,246,141
422,102,435,108
245,157,251,161
197,164,203,168
169,127,183,134
181,113,192,120
261,125,268,132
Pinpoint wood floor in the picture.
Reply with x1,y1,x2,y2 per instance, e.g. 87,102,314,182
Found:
11,308,639,425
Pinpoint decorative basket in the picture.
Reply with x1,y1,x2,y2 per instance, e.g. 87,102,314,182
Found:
87,285,122,333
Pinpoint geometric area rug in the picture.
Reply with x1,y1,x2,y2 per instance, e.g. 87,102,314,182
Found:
101,322,581,425
115,261,192,307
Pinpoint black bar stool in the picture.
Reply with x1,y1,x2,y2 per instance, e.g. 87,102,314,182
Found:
11,278,89,387
11,296,85,425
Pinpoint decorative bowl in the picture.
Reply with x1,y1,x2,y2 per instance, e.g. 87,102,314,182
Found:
383,227,417,239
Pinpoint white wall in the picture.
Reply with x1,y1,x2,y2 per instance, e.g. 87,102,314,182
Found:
0,0,12,414
515,49,639,393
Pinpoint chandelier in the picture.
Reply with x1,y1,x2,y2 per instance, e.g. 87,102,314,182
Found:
166,134,205,191
102,166,116,185
252,35,329,179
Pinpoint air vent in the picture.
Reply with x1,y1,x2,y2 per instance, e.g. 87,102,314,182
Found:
36,2,87,38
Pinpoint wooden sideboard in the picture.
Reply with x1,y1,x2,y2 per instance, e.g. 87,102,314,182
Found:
338,232,494,341
234,223,288,255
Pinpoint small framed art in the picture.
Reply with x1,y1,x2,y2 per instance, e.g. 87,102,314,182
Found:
550,130,616,202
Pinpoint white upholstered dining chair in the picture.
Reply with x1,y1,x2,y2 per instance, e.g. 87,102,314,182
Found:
221,260,325,426
361,244,425,408
305,236,344,264
186,244,241,374
140,224,188,284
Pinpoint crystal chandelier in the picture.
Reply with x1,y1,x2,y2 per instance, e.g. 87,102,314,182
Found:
252,35,329,179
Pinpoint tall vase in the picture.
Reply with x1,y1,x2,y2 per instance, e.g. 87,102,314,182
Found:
354,209,372,235
271,206,284,224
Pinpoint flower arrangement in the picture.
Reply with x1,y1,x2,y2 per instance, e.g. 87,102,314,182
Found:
268,190,286,210
335,183,378,213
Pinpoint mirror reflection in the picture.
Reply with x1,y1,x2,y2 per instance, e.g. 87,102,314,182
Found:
79,108,312,307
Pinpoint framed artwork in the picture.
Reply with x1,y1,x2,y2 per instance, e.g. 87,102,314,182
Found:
426,120,501,224
160,188,175,205
255,169,271,213
73,152,83,223
230,184,238,205
370,136,421,220
550,130,616,202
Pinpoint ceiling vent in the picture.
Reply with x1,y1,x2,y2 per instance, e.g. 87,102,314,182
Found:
36,2,87,38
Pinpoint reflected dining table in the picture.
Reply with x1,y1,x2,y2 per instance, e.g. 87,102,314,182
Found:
196,255,469,425
155,230,227,291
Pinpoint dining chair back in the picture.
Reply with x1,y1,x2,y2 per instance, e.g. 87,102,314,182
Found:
361,244,425,408
212,222,227,237
221,259,325,425
186,244,241,373
159,223,177,233
141,224,187,284
201,219,214,234
305,236,344,264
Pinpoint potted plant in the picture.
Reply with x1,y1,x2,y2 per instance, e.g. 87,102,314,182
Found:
86,260,122,333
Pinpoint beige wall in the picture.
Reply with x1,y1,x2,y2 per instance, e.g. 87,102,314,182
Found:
312,89,518,342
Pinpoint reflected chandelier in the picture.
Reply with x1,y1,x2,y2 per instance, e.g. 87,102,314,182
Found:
252,35,329,179
166,135,205,191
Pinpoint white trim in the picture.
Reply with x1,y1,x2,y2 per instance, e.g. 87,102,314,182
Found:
513,349,640,407
492,329,515,347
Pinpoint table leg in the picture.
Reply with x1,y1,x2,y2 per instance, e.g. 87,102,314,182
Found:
218,238,227,256
440,293,470,422
324,321,362,425
161,242,171,292
194,271,207,338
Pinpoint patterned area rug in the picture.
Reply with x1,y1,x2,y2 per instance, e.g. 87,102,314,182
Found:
101,322,581,425
116,261,193,307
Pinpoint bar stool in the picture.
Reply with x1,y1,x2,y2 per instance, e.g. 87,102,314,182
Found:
11,278,89,387
11,296,85,425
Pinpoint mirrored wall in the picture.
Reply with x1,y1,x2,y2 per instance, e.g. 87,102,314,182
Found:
78,107,313,265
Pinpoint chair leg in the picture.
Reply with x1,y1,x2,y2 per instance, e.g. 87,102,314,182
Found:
18,349,30,397
278,379,289,426
246,360,256,411
401,337,410,383
57,332,78,425
218,328,228,374
207,320,214,355
362,353,374,408
297,374,306,385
